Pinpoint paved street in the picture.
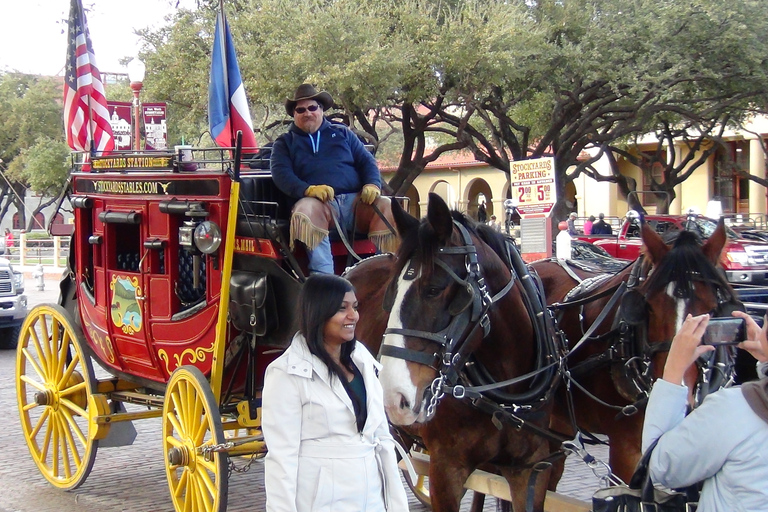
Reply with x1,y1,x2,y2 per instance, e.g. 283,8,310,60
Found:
0,274,606,511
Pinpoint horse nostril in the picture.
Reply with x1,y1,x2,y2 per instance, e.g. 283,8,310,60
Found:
399,394,410,411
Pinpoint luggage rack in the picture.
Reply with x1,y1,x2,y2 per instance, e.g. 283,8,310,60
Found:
69,147,255,173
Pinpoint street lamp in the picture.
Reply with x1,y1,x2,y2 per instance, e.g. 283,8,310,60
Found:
127,58,146,151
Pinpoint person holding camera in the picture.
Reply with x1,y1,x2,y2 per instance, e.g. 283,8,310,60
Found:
642,311,768,511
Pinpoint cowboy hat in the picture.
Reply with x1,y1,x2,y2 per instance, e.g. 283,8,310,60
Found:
285,84,334,116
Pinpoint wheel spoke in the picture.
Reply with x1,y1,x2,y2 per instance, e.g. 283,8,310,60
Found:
57,414,72,480
171,391,187,434
166,410,185,438
39,315,52,376
59,380,87,400
59,406,88,447
197,456,217,474
193,414,209,445
50,321,61,378
197,460,217,496
165,435,184,448
57,353,81,390
51,413,61,478
19,374,46,393
30,406,51,440
196,471,214,511
21,347,47,384
60,397,87,419
59,412,84,468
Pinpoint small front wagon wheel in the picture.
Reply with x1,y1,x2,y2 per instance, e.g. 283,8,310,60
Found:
16,304,98,489
163,366,228,512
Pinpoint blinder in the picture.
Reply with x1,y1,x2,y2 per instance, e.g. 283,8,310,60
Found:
618,289,647,326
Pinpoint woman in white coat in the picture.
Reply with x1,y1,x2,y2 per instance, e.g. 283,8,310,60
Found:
262,274,409,512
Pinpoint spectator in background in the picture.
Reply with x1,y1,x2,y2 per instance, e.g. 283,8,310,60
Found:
487,215,502,233
591,213,612,235
584,215,595,235
4,229,13,255
477,201,487,223
567,212,578,235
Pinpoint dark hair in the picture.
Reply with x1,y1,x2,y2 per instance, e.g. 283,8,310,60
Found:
588,215,595,222
297,275,366,429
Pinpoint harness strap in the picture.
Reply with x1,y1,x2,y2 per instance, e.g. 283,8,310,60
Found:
555,257,584,283
378,344,439,368
370,200,398,236
382,327,448,345
330,205,362,262
446,361,560,399
550,281,623,310
564,282,627,357
564,370,644,416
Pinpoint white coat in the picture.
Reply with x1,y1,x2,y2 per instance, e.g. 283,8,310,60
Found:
262,333,409,512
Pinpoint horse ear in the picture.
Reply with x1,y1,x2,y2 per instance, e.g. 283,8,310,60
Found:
427,193,454,242
641,221,669,265
702,217,727,265
391,195,419,240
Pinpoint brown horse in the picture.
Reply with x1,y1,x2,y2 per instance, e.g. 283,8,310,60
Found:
531,220,739,483
347,193,560,512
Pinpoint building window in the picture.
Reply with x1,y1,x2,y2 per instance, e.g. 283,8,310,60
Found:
714,141,749,213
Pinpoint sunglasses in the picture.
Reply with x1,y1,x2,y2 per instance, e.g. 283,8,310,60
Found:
294,105,320,114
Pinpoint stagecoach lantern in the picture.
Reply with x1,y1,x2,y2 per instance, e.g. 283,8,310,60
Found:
193,221,222,254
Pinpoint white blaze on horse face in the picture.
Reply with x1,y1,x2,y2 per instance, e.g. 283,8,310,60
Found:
379,261,424,425
666,282,687,334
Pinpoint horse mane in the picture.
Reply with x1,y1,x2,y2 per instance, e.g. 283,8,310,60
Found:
644,230,733,299
393,210,512,280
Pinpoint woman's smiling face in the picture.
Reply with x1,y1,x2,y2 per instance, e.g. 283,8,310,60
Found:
323,291,359,348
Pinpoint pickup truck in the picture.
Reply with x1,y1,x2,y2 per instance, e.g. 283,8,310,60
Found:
576,214,768,286
0,257,26,349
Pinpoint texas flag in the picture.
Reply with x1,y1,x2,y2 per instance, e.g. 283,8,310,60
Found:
208,10,257,151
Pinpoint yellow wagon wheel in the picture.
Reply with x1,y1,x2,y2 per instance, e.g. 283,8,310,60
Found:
403,445,431,508
16,304,98,490
163,366,228,512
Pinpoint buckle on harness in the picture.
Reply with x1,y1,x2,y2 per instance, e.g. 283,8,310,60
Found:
452,385,466,399
621,404,639,416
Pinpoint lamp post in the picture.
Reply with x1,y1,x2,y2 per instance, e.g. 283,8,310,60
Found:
127,58,146,151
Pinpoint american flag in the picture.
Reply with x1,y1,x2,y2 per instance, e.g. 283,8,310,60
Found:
63,0,115,154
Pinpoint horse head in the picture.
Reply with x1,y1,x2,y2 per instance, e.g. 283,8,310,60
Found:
613,218,739,401
378,193,541,425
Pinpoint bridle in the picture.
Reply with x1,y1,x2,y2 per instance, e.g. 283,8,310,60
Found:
555,252,741,413
379,220,559,418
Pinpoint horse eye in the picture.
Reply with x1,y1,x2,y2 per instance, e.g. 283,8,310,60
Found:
425,286,443,298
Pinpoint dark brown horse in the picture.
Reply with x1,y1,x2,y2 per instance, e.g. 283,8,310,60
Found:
347,193,560,512
531,220,739,483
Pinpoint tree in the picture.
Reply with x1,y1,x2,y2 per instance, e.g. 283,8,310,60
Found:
135,0,768,212
7,137,70,231
0,73,65,228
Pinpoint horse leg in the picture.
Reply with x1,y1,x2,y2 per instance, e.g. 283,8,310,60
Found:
605,416,643,483
428,462,473,512
499,464,551,512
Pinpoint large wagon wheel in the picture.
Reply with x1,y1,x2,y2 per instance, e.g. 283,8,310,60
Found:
403,445,431,507
16,304,99,489
163,366,228,512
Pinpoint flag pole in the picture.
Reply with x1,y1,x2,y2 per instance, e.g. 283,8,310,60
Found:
217,0,233,148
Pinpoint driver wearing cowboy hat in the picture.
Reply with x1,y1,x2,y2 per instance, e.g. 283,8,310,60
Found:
271,84,398,274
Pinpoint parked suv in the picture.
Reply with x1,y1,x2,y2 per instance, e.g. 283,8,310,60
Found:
576,213,768,286
0,257,26,348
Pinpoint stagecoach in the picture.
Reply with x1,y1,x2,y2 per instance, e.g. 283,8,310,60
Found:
15,139,385,512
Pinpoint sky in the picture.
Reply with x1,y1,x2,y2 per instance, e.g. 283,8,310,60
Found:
1,0,198,76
